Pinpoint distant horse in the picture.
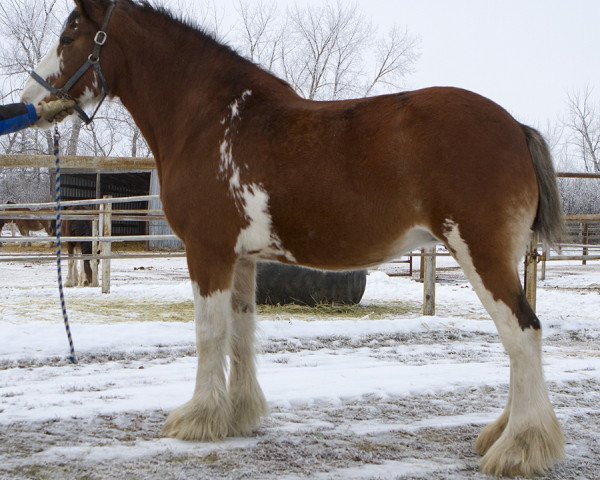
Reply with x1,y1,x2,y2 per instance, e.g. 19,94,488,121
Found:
21,1,565,476
62,213,98,287
0,201,53,247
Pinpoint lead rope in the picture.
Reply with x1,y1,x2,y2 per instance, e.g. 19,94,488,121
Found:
54,124,77,364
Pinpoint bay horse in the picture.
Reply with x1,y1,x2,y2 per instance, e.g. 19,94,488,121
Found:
62,215,98,287
0,201,53,247
21,1,566,476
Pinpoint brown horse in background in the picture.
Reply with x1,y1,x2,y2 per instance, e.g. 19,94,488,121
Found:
62,214,97,287
21,0,566,476
0,201,53,247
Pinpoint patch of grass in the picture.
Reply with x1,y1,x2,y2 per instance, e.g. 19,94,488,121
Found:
57,300,417,323
202,452,220,464
11,295,415,324
257,301,418,320
0,243,54,253
8,466,51,480
66,299,195,323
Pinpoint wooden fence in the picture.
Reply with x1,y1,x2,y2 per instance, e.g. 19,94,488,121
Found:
1,155,599,313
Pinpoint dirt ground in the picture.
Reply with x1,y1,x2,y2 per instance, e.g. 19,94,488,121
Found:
1,327,599,480
1,258,599,479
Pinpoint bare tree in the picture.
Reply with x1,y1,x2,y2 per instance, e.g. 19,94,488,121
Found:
541,120,570,170
564,86,600,173
282,1,373,100
0,0,63,156
165,0,226,38
235,0,284,71
364,25,420,96
236,0,420,101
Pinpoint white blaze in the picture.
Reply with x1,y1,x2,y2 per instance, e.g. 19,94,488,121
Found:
21,42,64,104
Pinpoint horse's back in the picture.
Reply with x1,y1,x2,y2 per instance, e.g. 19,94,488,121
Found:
255,87,538,267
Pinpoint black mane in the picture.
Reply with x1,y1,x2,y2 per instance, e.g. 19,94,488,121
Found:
129,0,293,91
132,1,244,62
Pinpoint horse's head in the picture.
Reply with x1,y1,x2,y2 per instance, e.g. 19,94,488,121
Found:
21,0,120,128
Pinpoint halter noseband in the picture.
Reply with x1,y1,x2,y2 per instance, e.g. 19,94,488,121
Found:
30,1,117,125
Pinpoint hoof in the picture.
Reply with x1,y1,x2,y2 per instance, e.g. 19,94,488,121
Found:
475,412,509,456
229,383,268,437
480,422,564,477
162,395,232,442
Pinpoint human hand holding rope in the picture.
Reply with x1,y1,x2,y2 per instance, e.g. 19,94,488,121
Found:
36,99,76,124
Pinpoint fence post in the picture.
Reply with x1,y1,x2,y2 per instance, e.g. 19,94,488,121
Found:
541,242,548,281
582,223,589,266
100,196,112,294
524,233,539,312
92,218,99,287
423,246,436,316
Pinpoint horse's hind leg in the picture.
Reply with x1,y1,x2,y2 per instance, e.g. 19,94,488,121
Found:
65,243,77,287
81,241,93,287
475,363,513,455
442,220,563,477
162,250,235,441
228,257,268,436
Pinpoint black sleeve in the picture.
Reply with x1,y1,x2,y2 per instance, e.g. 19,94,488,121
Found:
0,103,29,121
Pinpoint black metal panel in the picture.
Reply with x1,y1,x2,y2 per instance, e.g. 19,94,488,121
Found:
61,172,151,236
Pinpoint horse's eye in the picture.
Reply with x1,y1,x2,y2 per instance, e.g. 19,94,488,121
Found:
60,36,74,45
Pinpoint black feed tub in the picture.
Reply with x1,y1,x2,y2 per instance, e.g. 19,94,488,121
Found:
256,263,367,306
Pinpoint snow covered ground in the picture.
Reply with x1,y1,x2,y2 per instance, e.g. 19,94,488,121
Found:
1,254,599,479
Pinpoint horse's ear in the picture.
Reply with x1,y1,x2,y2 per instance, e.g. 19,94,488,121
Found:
74,0,111,27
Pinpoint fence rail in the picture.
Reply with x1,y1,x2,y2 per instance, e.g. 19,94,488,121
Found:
1,155,599,313
0,154,154,171
1,194,599,311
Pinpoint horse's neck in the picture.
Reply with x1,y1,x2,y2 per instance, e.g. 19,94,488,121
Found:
112,13,292,160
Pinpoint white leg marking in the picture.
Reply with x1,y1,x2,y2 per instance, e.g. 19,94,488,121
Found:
65,248,77,288
229,258,268,436
162,286,233,441
444,221,563,476
76,246,88,286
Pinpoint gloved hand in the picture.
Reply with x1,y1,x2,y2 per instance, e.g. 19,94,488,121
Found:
36,99,77,123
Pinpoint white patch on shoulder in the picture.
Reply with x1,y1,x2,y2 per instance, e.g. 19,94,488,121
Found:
234,184,296,262
230,90,252,120
219,90,253,194
21,42,64,104
217,90,293,261
219,138,239,191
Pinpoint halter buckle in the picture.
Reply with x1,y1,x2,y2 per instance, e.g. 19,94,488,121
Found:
94,31,107,46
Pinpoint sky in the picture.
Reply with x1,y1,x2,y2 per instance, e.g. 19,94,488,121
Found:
189,0,600,128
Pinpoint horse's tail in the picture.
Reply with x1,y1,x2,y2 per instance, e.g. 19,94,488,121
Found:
521,124,566,247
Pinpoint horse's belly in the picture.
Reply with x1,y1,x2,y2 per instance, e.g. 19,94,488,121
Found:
274,226,438,271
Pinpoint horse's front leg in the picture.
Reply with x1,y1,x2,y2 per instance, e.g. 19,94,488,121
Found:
229,257,268,436
162,252,235,441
